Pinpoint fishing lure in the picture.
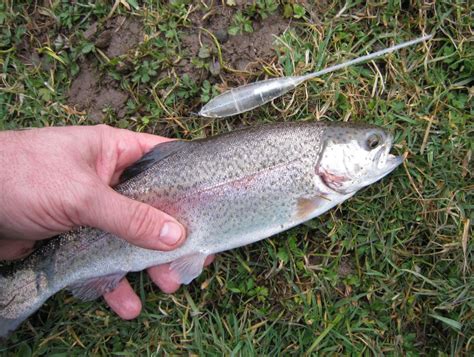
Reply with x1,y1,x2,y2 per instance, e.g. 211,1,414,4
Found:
198,34,432,118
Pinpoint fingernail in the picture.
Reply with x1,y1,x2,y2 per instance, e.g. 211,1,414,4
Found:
159,221,183,246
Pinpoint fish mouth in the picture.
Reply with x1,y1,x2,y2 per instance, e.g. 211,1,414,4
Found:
371,152,404,182
384,153,404,172
373,135,403,172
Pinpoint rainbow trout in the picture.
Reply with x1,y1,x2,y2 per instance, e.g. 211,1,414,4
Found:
0,121,403,337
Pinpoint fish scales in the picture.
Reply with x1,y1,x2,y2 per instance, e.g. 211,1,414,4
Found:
117,122,329,263
0,121,403,337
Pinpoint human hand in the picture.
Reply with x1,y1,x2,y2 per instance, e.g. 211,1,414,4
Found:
0,124,213,319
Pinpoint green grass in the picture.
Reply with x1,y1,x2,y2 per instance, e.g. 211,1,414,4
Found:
1,0,472,355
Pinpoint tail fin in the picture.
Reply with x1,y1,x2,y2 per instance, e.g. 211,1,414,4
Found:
0,270,50,338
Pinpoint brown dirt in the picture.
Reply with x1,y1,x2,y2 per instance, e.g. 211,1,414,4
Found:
62,6,288,121
337,258,354,278
87,16,144,58
67,62,129,123
180,7,290,82
67,17,144,122
335,257,355,297
223,14,289,71
16,5,59,70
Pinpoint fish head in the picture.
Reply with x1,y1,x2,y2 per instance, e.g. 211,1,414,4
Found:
315,123,403,194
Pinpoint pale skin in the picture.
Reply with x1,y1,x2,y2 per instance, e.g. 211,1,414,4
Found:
0,125,213,320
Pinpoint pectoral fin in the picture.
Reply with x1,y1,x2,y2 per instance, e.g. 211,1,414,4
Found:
296,195,331,220
68,272,126,301
169,253,207,285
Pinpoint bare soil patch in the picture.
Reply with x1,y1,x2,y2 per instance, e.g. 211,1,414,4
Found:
85,16,143,58
181,7,289,82
67,17,143,122
67,62,129,123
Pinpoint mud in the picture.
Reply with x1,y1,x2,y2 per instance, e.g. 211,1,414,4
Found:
67,17,144,122
337,258,354,278
220,14,289,71
23,5,289,122
181,7,289,81
17,6,59,70
67,62,129,122
86,16,144,58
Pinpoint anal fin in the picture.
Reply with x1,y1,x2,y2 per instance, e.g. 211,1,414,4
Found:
169,253,207,285
68,272,126,301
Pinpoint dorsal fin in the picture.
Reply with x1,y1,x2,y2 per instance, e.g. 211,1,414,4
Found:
119,140,189,183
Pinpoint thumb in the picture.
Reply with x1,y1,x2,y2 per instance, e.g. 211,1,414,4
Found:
83,186,185,250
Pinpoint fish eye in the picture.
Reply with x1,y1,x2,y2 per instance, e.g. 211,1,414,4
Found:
366,133,382,150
